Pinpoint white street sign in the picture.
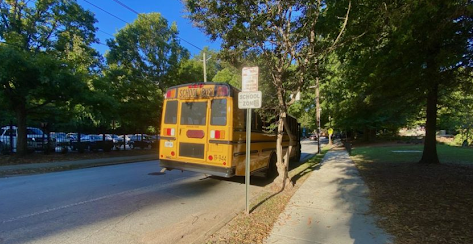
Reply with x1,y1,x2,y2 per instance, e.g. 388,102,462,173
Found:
238,91,262,109
242,67,259,92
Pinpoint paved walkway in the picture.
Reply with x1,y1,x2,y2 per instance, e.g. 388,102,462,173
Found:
265,149,393,244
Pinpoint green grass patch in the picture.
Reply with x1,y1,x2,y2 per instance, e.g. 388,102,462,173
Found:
351,144,473,165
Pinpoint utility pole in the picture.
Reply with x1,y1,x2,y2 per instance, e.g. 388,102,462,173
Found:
309,81,322,154
202,52,211,82
203,52,207,82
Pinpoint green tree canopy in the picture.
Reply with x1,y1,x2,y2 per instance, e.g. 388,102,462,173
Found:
105,12,189,132
0,0,99,154
336,0,473,163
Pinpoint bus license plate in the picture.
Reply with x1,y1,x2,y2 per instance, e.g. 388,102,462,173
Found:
164,141,173,148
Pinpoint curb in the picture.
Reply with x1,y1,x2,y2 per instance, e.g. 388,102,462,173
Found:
0,154,159,177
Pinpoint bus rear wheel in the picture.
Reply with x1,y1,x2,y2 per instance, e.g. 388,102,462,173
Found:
266,153,278,179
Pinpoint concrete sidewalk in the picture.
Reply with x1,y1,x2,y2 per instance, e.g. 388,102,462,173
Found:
265,149,393,244
0,154,158,175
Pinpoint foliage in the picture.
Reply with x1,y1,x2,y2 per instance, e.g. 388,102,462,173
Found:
105,13,189,132
186,0,350,189
178,47,221,83
0,0,99,153
438,74,473,143
332,0,473,162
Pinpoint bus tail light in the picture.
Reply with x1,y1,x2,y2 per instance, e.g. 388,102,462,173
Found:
210,130,225,139
215,86,229,96
188,84,204,88
165,89,176,99
165,128,175,136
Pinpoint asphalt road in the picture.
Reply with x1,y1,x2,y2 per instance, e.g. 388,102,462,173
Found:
0,139,321,244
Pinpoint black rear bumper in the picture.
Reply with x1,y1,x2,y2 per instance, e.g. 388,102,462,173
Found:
160,160,235,178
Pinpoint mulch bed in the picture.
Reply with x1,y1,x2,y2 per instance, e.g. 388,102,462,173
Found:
355,160,473,244
0,149,156,166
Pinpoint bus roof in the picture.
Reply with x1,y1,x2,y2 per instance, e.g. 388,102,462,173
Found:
164,82,239,100
167,82,238,90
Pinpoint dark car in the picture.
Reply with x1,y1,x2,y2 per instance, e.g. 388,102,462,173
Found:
309,134,317,140
128,134,159,149
71,134,114,152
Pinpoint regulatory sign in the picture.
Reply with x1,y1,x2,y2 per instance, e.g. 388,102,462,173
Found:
242,67,259,92
238,91,262,109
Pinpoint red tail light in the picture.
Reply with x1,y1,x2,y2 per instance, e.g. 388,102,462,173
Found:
210,130,225,139
188,84,204,88
165,89,176,99
165,128,175,136
215,86,229,96
186,130,205,138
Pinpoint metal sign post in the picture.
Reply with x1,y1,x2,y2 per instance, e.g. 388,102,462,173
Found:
245,108,252,215
240,66,260,215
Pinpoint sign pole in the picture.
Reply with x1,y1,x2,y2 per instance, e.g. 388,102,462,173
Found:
240,66,259,215
245,108,252,215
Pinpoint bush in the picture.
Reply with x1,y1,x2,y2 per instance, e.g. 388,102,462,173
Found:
452,134,472,146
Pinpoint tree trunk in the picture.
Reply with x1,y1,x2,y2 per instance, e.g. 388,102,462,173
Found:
273,81,293,191
315,76,321,154
15,103,28,155
419,83,440,164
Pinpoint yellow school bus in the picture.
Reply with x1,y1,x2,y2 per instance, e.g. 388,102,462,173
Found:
159,82,301,178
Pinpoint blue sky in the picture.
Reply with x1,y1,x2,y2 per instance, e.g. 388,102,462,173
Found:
77,0,221,57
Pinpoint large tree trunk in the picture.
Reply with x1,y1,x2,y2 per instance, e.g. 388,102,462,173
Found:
15,103,28,155
419,83,440,164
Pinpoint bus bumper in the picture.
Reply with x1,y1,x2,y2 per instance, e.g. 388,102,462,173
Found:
160,160,236,178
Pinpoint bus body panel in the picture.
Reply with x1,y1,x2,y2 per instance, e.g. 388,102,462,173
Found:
159,82,301,178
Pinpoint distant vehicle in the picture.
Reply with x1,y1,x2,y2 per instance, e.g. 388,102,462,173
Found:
0,126,49,152
128,134,156,149
50,132,69,147
309,134,317,140
71,134,113,152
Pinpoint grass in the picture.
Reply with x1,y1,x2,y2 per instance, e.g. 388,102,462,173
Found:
351,143,473,164
205,147,330,244
351,143,473,244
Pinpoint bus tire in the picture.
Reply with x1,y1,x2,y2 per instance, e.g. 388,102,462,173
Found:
266,153,278,178
291,146,301,163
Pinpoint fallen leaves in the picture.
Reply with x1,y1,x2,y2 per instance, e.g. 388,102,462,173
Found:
355,160,473,244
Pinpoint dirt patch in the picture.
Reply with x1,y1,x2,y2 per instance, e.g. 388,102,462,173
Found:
204,187,295,244
354,159,473,244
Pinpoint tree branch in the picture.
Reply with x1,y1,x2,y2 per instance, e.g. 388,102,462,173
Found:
327,0,351,53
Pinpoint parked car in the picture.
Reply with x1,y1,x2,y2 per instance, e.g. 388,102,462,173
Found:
71,134,114,152
309,134,317,141
0,126,49,152
128,134,159,149
111,135,131,149
50,132,70,147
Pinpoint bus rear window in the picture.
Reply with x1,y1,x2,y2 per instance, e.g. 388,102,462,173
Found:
180,102,207,125
211,99,227,125
164,100,178,124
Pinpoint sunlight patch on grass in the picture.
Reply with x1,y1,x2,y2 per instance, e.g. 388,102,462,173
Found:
352,144,473,165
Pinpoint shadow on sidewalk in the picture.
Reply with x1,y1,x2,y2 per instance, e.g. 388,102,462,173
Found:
250,158,324,213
